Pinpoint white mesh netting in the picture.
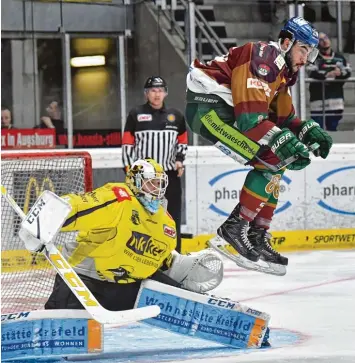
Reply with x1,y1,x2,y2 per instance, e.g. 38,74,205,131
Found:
1,152,92,313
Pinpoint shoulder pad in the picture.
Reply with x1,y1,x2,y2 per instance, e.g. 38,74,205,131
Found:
250,42,285,82
166,211,174,220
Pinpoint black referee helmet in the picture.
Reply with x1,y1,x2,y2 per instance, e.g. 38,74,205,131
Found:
144,76,168,93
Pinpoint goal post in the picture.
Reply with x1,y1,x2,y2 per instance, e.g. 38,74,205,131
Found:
1,151,93,313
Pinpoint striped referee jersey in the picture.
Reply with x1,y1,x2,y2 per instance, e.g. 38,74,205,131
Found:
122,103,188,171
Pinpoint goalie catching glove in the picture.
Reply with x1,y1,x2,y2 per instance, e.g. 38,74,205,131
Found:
269,128,310,170
163,250,224,293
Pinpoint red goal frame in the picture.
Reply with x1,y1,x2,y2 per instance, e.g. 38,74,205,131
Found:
1,151,93,192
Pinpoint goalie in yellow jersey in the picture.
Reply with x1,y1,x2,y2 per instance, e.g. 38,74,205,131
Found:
43,158,223,312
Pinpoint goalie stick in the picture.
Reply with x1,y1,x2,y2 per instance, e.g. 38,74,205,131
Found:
1,185,160,325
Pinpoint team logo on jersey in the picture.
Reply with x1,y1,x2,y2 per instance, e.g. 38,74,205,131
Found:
137,114,153,122
274,55,285,70
126,231,167,261
257,64,270,76
246,78,271,97
98,265,135,283
131,210,140,225
265,174,282,199
112,187,131,202
167,114,176,122
163,224,176,238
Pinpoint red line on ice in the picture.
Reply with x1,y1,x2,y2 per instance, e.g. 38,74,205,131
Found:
239,276,355,302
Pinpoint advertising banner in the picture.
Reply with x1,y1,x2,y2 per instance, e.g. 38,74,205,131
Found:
3,145,353,235
185,145,355,234
1,129,56,149
57,129,121,148
1,317,102,361
304,163,355,230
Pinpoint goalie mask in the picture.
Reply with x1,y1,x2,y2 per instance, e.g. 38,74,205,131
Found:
126,159,168,214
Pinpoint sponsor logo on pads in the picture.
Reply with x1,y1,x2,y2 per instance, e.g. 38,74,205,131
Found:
208,298,236,309
1,311,30,322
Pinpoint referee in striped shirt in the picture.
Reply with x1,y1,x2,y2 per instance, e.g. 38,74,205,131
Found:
122,76,188,252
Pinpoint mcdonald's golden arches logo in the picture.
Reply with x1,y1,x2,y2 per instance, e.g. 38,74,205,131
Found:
24,176,55,214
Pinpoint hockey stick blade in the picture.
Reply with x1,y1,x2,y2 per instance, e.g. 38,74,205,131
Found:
1,185,161,325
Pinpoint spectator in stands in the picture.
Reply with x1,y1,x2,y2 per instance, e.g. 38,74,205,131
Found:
122,76,188,253
39,100,65,134
307,32,352,131
1,107,15,129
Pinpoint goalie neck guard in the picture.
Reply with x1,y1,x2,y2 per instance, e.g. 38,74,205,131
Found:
126,159,168,214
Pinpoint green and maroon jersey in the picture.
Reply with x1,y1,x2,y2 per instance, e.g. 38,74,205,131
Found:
186,41,303,145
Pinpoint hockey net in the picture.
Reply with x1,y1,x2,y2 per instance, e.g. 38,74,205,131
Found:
1,151,92,313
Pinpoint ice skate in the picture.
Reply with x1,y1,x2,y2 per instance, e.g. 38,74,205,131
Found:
216,204,260,262
247,224,288,276
208,204,269,272
208,205,287,276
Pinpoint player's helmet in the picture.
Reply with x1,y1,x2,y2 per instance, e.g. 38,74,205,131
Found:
126,158,168,214
280,17,319,63
144,76,168,93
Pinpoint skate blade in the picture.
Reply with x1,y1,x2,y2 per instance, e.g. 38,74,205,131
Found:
208,236,287,276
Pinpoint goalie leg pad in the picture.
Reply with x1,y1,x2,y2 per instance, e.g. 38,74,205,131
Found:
135,280,270,349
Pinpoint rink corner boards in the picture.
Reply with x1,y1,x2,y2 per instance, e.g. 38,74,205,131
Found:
2,229,355,272
180,228,355,255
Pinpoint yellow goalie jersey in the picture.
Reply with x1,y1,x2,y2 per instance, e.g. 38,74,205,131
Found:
60,183,177,284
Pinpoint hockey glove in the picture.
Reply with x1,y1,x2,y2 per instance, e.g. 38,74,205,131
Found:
297,120,333,159
270,128,310,171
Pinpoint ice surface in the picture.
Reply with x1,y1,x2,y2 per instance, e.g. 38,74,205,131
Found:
8,250,355,363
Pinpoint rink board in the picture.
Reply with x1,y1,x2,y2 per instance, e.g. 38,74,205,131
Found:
7,323,302,363
3,229,355,273
181,228,355,254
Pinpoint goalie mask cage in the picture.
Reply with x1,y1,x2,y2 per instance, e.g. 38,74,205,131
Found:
1,151,93,313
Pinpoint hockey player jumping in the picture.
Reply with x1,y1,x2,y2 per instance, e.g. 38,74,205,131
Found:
185,17,333,275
